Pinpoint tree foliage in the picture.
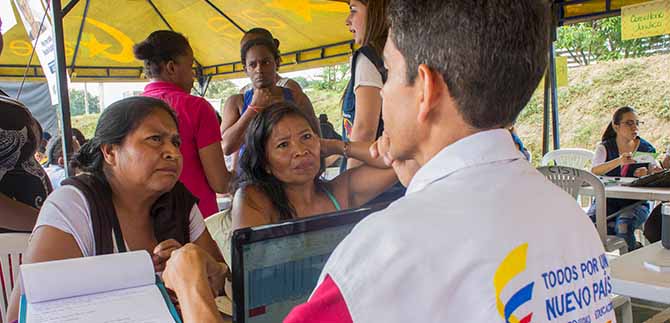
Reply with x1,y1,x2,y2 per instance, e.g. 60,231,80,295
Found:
312,63,350,91
69,89,100,116
204,80,240,100
557,17,669,65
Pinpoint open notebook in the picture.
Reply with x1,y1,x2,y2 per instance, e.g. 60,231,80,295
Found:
19,251,181,323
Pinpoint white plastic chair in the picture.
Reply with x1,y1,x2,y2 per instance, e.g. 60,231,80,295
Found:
537,166,628,254
0,233,30,323
537,166,632,323
541,148,595,170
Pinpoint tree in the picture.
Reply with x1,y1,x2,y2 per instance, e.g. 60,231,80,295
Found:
314,63,350,91
556,17,667,65
204,80,240,101
69,89,100,116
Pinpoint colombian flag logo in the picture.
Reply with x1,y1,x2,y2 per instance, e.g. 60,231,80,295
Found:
494,243,535,323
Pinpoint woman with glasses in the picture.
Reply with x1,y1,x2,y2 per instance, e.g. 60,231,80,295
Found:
590,106,660,250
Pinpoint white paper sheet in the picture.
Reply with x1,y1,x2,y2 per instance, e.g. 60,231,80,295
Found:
21,251,155,303
26,284,175,323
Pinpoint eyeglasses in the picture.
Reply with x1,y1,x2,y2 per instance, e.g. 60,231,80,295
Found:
618,120,644,127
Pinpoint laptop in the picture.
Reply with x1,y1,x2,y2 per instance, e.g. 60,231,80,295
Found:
624,168,670,187
231,203,389,323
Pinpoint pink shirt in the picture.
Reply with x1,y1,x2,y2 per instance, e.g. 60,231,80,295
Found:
284,275,352,323
143,81,221,217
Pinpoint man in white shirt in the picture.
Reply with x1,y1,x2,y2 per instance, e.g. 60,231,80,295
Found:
162,1,617,322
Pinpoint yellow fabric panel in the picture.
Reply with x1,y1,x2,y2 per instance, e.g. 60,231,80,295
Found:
562,0,652,19
0,0,352,80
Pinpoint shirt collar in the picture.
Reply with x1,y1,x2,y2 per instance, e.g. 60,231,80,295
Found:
406,129,523,194
144,81,186,94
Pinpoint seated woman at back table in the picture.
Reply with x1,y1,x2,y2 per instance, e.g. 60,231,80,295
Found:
221,38,319,168
6,96,225,322
589,106,661,250
232,101,398,233
0,96,52,233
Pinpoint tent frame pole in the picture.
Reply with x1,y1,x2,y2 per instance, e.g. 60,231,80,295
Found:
51,0,74,177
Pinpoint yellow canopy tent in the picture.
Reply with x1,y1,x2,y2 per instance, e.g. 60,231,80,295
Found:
0,0,352,82
559,0,652,25
0,0,659,171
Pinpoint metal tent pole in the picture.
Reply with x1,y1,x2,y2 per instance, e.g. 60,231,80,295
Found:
542,69,551,156
549,13,561,150
51,0,74,177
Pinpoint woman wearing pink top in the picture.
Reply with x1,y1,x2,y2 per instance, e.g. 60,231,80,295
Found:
134,30,230,217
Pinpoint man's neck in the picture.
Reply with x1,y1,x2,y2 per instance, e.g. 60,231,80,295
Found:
413,120,479,167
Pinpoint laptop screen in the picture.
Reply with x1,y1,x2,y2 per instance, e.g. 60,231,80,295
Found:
232,205,387,323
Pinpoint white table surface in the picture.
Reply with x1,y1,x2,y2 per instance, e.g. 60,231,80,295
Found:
580,177,670,201
610,242,670,303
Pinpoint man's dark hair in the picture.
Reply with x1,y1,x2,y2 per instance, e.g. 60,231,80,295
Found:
387,0,549,129
46,135,63,165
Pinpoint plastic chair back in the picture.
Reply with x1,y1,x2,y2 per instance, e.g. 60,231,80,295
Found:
537,166,607,244
541,148,595,170
0,233,30,322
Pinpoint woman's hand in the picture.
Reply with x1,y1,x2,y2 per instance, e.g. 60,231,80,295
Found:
619,152,635,166
633,167,649,178
153,239,182,272
250,88,283,111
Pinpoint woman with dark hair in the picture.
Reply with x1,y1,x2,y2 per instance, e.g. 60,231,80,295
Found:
221,37,318,169
238,28,303,94
341,0,389,170
232,101,397,232
0,96,52,232
589,106,660,250
135,30,231,218
6,97,225,322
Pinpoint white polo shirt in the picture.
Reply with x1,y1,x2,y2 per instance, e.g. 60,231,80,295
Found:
318,129,616,323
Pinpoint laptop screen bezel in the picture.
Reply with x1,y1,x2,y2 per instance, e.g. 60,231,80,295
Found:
231,203,388,323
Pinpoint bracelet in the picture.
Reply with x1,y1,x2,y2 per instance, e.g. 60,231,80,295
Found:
248,105,262,114
342,141,351,159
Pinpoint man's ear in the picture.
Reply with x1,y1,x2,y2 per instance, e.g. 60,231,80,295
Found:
100,143,117,167
416,64,444,123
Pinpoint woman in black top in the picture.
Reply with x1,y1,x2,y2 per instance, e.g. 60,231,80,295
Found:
0,95,52,232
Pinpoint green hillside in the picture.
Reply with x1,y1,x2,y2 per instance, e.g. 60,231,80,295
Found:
516,53,670,163
73,53,670,165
